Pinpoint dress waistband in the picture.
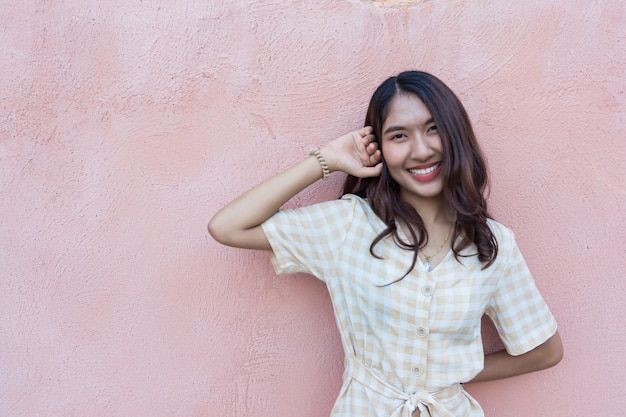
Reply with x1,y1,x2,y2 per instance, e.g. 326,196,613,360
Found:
346,357,460,417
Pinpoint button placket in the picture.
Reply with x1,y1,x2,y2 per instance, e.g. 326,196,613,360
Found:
409,279,433,385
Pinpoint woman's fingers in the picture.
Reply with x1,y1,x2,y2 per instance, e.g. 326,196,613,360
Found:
360,133,380,167
324,127,381,176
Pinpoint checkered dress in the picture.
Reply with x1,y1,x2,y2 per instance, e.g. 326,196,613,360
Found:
261,195,557,417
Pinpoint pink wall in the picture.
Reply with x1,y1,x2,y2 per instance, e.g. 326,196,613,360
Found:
1,1,624,416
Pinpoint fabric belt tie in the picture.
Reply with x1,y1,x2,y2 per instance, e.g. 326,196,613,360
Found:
346,357,459,417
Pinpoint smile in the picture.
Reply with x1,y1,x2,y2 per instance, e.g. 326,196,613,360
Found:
408,162,441,176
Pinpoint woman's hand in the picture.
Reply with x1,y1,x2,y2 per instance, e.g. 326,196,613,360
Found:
321,126,383,178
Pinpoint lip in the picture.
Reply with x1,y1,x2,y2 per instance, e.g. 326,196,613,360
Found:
407,161,442,182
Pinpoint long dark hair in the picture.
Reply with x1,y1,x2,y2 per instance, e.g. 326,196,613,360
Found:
343,71,497,280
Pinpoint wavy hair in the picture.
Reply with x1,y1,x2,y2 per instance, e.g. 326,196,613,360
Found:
342,71,497,281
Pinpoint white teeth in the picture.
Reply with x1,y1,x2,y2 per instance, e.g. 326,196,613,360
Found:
409,162,441,175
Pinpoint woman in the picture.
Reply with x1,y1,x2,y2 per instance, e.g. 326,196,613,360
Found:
209,70,563,417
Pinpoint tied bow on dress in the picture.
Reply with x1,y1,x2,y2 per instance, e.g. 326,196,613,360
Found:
347,357,458,417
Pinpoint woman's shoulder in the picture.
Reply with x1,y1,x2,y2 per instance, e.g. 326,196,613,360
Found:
486,218,519,256
486,218,512,236
339,193,368,206
339,193,384,226
276,194,377,227
340,193,376,214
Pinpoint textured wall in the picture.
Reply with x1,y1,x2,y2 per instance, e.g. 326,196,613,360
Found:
1,1,624,416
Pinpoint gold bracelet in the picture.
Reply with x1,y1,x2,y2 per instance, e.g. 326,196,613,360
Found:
309,149,330,180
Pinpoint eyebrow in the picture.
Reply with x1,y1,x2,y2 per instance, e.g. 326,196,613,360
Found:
382,125,405,135
383,118,435,135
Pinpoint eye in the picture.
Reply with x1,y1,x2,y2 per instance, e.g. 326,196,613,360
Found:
427,124,437,133
390,133,407,141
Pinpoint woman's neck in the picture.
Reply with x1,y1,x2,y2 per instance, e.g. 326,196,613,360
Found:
402,194,453,227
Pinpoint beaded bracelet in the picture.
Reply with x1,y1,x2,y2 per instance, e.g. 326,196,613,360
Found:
308,149,330,180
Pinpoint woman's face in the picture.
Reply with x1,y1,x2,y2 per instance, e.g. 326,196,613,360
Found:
380,93,445,206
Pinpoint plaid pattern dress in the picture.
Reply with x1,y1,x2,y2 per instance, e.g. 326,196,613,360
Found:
261,195,557,417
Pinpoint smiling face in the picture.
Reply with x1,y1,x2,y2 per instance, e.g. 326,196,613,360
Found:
381,92,445,207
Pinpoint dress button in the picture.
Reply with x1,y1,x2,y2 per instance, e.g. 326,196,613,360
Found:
411,364,424,377
416,326,428,338
421,284,434,297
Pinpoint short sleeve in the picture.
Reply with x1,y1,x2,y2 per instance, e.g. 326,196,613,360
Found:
260,196,359,280
485,226,558,355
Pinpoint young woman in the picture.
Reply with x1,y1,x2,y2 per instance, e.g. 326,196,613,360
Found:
208,71,563,417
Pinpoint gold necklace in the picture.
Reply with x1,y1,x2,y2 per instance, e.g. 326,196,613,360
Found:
422,224,453,272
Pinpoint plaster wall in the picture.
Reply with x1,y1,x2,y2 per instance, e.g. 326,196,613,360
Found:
1,1,624,416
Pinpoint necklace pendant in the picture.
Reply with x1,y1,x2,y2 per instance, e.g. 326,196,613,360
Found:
424,259,432,272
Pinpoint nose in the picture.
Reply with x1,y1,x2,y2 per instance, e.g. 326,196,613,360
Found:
409,133,433,160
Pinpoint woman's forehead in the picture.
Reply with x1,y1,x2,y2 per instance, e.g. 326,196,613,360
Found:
383,93,433,128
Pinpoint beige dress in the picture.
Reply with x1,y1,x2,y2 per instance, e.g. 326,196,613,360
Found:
261,194,557,417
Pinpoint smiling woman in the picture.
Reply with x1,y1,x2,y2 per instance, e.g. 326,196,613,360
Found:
208,70,562,417
344,71,497,281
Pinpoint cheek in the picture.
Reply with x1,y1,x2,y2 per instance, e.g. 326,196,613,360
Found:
380,162,400,187
434,136,444,152
381,154,404,184
381,145,403,168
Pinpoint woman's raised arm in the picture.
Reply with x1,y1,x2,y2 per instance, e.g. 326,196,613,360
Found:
207,127,382,250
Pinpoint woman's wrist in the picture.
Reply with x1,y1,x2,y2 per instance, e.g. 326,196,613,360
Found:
308,149,330,180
